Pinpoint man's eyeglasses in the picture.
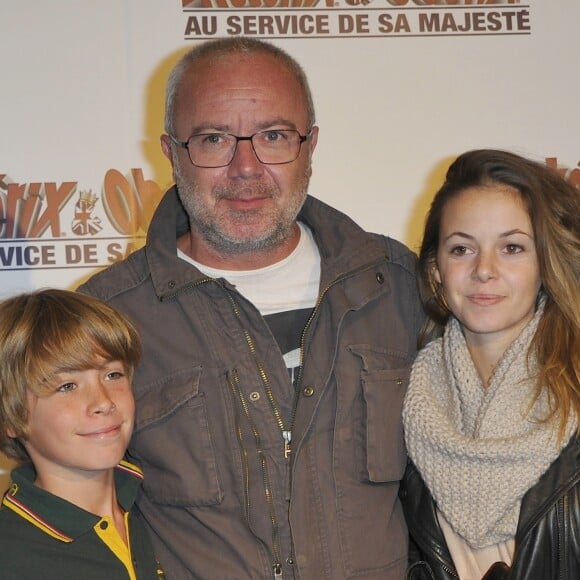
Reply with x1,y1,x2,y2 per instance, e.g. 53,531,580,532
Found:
167,129,313,168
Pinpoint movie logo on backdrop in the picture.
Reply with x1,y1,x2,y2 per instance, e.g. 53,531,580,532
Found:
2,156,578,274
182,0,529,40
0,170,162,273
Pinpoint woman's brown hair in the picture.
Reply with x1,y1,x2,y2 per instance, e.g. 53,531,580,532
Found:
418,149,579,439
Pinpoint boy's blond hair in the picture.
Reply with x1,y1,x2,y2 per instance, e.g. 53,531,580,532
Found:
0,289,141,463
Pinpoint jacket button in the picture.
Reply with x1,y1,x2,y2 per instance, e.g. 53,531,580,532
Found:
100,520,108,530
303,386,314,397
168,280,176,289
249,391,260,401
376,272,384,284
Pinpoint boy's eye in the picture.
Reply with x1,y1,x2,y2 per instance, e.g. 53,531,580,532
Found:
57,382,76,393
105,370,124,381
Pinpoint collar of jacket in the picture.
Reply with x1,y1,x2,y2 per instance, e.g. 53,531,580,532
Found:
517,435,580,539
147,186,392,301
2,460,144,542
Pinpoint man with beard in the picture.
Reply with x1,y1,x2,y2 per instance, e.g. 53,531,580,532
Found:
79,38,423,580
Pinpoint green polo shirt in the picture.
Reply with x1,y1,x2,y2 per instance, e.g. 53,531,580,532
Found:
0,460,164,580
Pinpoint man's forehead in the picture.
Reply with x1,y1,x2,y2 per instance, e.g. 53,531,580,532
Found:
185,53,297,89
175,56,308,129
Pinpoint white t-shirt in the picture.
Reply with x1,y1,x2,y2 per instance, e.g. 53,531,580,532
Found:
437,509,514,580
178,222,321,383
177,222,320,316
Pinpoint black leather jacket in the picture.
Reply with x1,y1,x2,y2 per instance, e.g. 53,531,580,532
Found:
400,436,580,580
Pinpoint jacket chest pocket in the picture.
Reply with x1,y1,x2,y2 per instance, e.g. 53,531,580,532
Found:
361,366,409,482
347,344,410,483
129,366,223,506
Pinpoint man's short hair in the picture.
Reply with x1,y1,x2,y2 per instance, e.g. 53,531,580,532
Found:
164,37,316,137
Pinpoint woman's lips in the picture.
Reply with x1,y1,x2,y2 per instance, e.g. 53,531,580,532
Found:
467,294,504,306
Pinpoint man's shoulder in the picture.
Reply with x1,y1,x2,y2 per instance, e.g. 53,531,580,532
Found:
380,235,418,272
78,246,149,302
301,196,417,267
301,195,365,234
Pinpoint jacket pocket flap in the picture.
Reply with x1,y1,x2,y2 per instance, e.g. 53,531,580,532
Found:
134,365,203,431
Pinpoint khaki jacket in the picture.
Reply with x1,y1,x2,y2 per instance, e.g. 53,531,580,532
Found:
80,188,424,579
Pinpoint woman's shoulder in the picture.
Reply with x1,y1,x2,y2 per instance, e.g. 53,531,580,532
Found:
413,335,444,366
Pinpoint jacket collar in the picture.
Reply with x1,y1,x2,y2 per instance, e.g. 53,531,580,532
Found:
147,186,390,300
297,195,391,289
2,460,144,542
517,435,580,538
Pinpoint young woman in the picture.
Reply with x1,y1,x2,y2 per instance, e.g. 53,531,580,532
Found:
401,149,580,580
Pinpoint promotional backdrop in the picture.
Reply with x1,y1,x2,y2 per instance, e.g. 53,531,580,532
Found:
0,0,578,483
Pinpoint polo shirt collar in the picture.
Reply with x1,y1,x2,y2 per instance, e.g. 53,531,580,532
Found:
2,460,144,542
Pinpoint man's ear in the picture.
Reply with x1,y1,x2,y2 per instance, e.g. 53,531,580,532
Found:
309,125,319,154
161,135,175,169
161,135,179,183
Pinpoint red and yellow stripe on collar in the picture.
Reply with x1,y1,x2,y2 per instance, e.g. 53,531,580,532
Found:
117,459,144,480
2,492,73,543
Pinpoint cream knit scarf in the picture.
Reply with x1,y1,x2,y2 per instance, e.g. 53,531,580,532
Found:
403,304,576,549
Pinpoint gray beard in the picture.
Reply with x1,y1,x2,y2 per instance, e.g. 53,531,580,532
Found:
174,162,310,257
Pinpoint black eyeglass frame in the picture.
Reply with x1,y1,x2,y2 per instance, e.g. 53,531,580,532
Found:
167,129,313,168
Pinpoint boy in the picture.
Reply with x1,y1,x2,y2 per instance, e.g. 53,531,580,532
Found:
0,289,164,579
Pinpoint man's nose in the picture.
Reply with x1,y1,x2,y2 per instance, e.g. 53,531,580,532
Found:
227,138,264,179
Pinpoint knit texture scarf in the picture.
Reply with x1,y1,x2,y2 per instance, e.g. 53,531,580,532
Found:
403,304,576,549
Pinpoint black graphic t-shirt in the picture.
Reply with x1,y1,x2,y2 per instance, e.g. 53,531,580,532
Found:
264,307,313,385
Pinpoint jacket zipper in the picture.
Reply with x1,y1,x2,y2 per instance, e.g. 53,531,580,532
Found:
225,287,295,578
163,258,388,459
164,278,284,577
556,494,568,580
227,368,283,578
223,256,385,463
164,258,388,578
225,259,385,578
289,257,389,440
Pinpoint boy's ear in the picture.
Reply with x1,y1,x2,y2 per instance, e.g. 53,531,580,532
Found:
5,422,27,440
